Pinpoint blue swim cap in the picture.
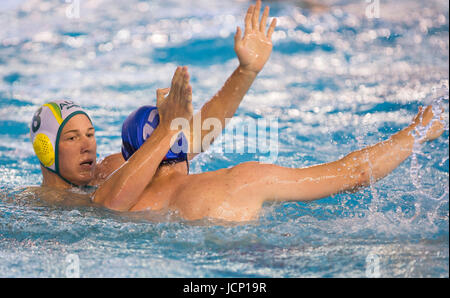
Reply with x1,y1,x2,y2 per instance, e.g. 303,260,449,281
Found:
121,105,188,162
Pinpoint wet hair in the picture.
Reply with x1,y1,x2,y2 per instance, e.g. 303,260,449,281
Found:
158,159,189,174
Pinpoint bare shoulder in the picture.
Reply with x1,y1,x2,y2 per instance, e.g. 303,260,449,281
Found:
22,186,95,208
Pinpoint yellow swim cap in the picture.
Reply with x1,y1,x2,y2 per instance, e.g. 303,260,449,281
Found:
30,100,91,178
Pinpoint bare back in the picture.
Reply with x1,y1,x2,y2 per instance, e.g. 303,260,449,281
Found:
129,162,274,221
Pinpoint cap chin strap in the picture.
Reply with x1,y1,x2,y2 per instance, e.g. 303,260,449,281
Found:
58,172,81,187
42,165,80,188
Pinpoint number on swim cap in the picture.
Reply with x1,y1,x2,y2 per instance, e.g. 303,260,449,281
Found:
31,107,42,133
142,123,154,140
148,109,158,124
142,109,159,141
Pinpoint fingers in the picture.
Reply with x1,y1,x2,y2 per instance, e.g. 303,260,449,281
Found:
244,5,253,35
267,18,277,39
182,68,192,103
252,0,261,31
259,6,269,33
245,1,274,36
184,84,192,103
234,26,242,46
185,84,193,115
176,66,188,102
170,66,188,99
415,104,444,126
162,66,193,124
173,66,192,108
422,105,432,119
413,105,424,122
157,87,170,98
170,66,182,91
156,87,170,107
181,68,193,117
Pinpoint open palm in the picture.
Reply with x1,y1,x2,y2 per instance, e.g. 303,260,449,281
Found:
412,105,445,143
234,0,277,74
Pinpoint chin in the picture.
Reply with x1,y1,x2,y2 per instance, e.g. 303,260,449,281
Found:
68,171,95,186
77,178,93,186
78,173,95,186
76,164,96,186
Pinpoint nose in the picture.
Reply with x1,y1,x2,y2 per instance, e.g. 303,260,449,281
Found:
80,135,95,153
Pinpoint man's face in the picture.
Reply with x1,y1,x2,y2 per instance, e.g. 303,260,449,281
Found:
58,114,97,185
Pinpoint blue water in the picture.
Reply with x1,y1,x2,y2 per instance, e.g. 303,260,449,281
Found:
0,0,449,277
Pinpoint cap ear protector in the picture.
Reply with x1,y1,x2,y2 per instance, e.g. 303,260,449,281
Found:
30,100,92,184
33,133,55,167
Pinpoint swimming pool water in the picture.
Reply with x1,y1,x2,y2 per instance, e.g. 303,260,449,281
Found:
0,0,448,277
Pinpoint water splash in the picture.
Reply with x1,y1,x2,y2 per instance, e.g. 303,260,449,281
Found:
409,88,449,226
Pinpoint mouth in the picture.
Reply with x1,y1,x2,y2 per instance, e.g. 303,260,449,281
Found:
79,158,94,169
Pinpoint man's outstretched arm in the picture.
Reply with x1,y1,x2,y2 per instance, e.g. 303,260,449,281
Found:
226,105,445,203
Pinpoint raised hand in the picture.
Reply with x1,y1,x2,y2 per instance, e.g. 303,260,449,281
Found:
234,0,277,74
411,105,445,143
156,66,194,130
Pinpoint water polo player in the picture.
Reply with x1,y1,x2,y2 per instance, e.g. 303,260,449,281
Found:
30,100,97,188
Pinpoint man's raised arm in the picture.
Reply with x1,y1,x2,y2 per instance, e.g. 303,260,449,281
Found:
187,0,277,158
